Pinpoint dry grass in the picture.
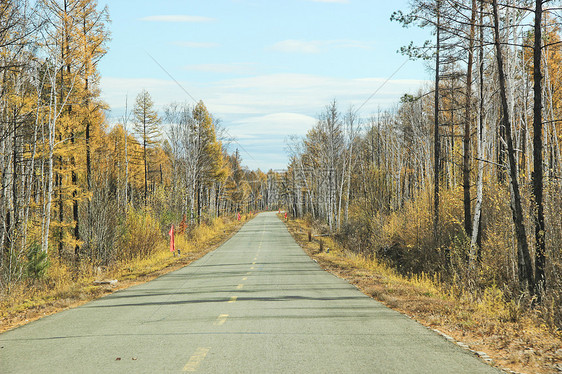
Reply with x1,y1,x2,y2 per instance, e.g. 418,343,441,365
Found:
283,216,562,374
0,213,253,333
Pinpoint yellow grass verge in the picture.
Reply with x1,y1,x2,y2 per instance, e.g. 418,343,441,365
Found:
283,216,562,374
0,213,254,334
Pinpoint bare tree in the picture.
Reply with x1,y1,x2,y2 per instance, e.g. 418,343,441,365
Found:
133,89,161,204
492,0,534,295
532,0,546,301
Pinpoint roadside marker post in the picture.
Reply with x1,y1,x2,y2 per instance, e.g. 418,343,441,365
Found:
169,224,176,255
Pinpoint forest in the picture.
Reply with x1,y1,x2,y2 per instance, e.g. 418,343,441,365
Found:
0,0,279,301
283,0,562,331
3,0,562,339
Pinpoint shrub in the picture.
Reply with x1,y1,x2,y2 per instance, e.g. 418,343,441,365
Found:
118,207,162,261
25,242,49,280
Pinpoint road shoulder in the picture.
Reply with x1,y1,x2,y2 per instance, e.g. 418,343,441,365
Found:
281,215,562,374
0,215,253,334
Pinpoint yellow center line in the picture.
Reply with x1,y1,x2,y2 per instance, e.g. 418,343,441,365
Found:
250,266,255,270
214,314,228,326
252,261,256,265
242,277,247,281
236,284,244,290
246,272,252,275
183,347,210,372
228,296,237,303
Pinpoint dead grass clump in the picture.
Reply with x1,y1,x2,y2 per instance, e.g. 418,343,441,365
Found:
284,216,562,374
117,207,162,261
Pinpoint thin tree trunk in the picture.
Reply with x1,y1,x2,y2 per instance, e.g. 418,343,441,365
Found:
532,0,546,301
492,0,534,295
124,96,129,211
71,129,79,256
470,0,485,266
143,117,148,204
337,154,346,230
23,85,43,252
43,96,56,254
463,0,477,241
433,0,441,241
12,111,19,256
345,110,355,225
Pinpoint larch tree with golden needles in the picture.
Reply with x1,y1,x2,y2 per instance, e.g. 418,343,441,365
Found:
74,0,110,256
38,0,109,258
39,0,85,257
191,101,222,222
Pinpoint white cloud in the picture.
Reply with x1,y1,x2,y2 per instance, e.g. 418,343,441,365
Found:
99,77,184,112
139,15,215,23
270,40,322,54
172,41,220,48
100,74,427,169
101,74,427,119
182,63,257,75
210,74,424,114
231,113,317,138
269,39,373,54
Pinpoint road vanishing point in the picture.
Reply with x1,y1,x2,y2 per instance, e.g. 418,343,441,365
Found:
0,212,501,373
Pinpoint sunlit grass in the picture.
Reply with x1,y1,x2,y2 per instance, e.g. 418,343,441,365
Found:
0,213,252,331
283,215,562,374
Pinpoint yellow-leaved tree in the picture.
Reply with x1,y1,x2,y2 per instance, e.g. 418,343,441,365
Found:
191,101,223,222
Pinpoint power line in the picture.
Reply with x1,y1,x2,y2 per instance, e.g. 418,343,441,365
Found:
144,50,199,104
144,51,257,163
355,56,411,114
222,128,257,163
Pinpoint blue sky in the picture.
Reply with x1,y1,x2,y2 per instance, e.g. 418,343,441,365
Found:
99,0,432,170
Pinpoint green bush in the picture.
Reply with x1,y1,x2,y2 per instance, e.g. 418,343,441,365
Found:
25,242,49,280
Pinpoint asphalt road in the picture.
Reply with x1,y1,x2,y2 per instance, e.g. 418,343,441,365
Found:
0,212,501,373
